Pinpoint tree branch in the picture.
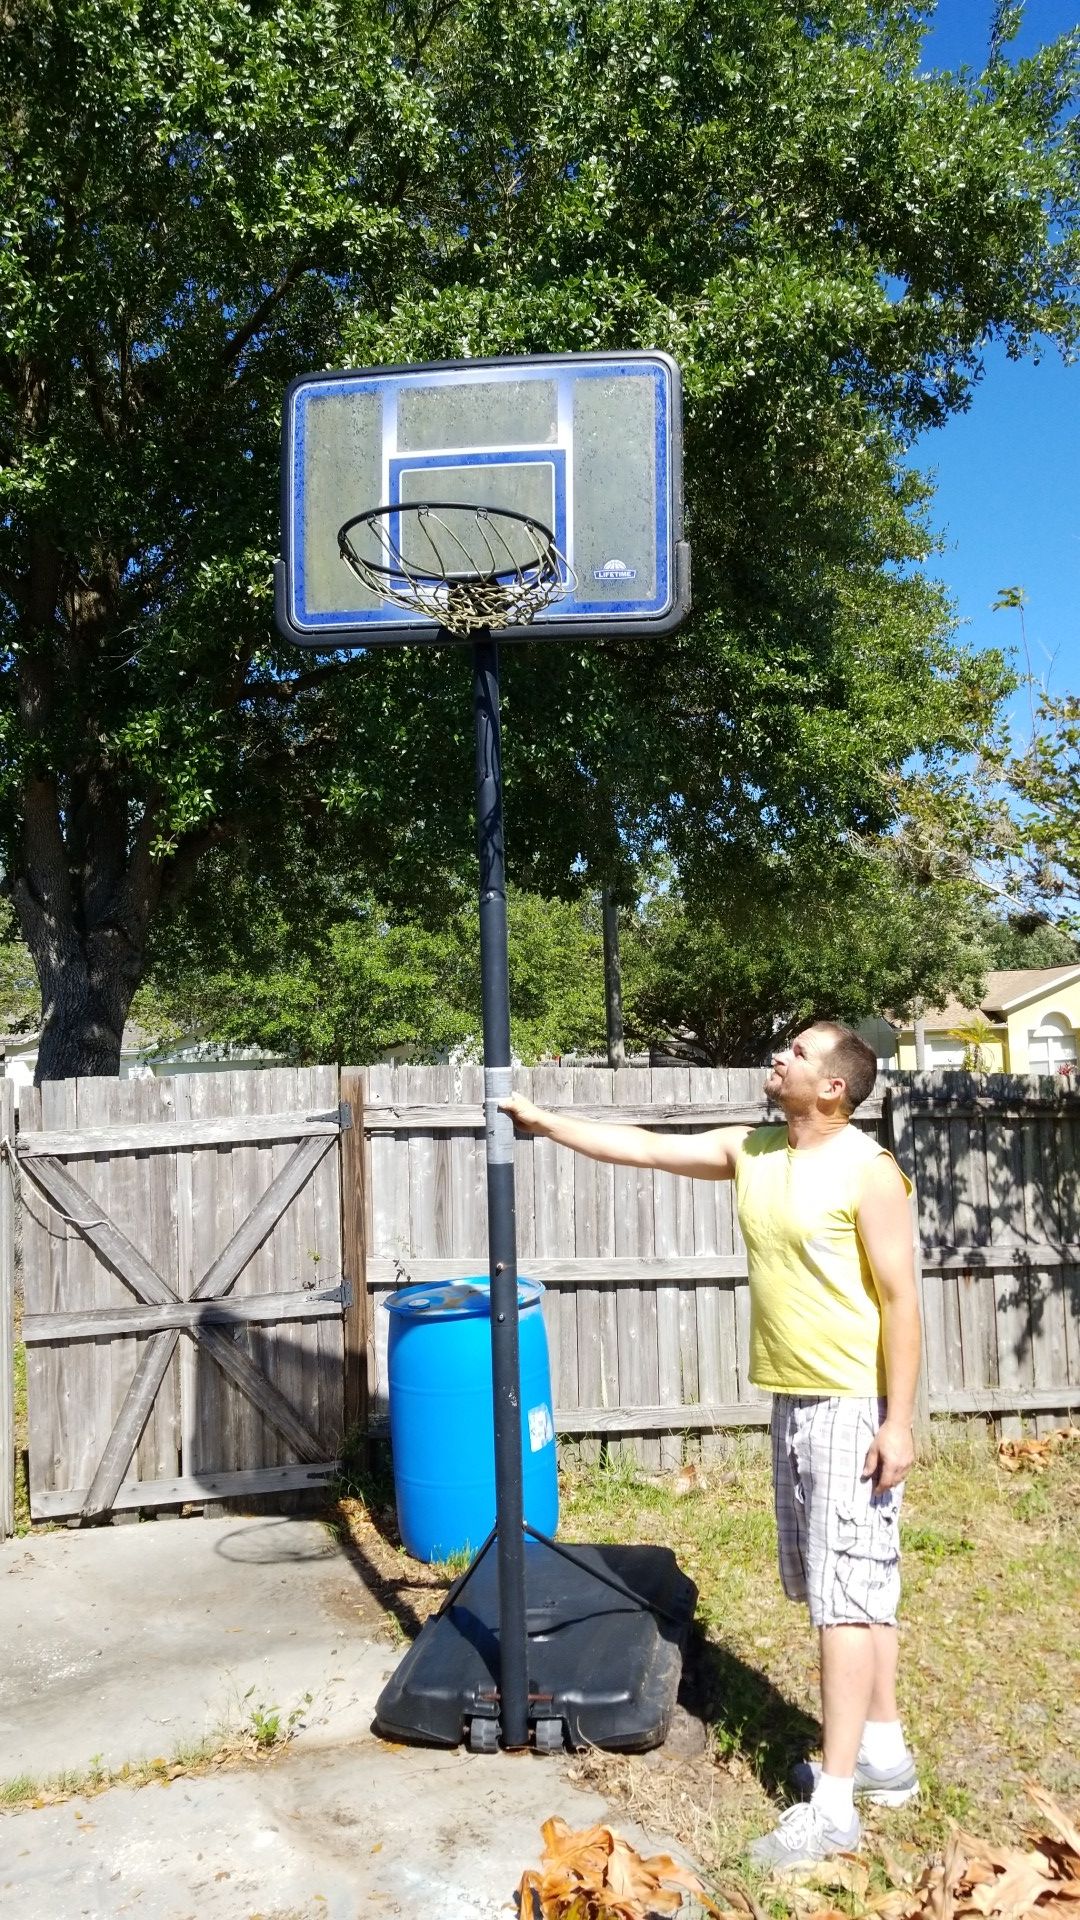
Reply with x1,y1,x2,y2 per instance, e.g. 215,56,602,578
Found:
80,337,117,444
122,797,166,935
156,819,238,908
222,635,259,710
221,258,315,369
242,651,380,702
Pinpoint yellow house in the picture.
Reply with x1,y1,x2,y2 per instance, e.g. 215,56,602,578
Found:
892,967,1080,1072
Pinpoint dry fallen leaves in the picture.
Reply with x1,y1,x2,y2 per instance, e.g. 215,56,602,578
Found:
673,1465,711,1499
517,1786,1080,1920
516,1815,729,1920
794,1786,1080,1920
788,1855,872,1906
997,1427,1080,1474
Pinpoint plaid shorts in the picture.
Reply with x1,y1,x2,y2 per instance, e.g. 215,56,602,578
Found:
770,1394,904,1628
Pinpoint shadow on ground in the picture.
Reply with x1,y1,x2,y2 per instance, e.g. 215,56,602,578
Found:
325,1444,818,1793
680,1623,819,1793
322,1441,456,1645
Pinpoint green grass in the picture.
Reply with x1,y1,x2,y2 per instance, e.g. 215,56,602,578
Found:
0,1734,248,1810
559,1423,1080,1874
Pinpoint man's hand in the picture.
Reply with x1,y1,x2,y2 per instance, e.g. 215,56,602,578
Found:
499,1092,548,1134
862,1417,915,1492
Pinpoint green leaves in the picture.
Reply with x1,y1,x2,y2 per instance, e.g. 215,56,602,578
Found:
1008,694,1080,926
139,884,608,1064
621,839,994,1068
2,0,1078,1071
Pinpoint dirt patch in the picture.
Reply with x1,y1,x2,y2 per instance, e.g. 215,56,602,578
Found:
318,1560,404,1633
323,1494,456,1640
563,1627,766,1876
566,1747,756,1880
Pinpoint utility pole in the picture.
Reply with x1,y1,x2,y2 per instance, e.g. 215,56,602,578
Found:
602,890,626,1068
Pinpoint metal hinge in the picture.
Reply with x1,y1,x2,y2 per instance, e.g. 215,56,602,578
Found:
321,1278,353,1309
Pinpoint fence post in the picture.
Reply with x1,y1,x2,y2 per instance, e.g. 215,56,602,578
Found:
1,1081,15,1539
339,1067,370,1440
886,1075,931,1441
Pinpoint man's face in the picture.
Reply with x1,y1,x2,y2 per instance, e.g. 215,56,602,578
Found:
763,1027,843,1111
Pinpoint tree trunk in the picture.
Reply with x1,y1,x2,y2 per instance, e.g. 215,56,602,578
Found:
31,941,139,1080
914,1014,927,1069
602,889,627,1068
10,775,157,1082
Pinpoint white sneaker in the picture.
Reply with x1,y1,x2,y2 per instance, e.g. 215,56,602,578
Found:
749,1801,861,1873
790,1753,919,1808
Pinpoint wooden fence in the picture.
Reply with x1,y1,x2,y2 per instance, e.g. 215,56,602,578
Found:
893,1073,1080,1439
359,1065,1080,1465
11,1068,349,1525
4,1063,1079,1534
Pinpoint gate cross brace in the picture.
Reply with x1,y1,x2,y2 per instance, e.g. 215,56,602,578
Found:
17,1133,338,1520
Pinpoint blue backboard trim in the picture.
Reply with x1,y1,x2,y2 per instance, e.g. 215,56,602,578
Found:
279,351,686,644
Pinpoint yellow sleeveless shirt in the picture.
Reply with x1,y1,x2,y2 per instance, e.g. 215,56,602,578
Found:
734,1123,911,1395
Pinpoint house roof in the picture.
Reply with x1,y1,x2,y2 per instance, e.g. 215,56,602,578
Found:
902,966,1080,1032
1,1020,162,1057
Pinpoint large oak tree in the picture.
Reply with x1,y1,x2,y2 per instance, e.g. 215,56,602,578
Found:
2,0,1077,1077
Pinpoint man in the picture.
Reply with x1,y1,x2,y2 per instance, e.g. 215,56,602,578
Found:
501,1022,920,1871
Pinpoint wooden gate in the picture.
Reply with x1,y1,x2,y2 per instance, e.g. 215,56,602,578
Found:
18,1067,349,1522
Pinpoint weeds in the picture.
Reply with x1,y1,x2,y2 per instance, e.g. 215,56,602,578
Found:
327,1427,395,1512
1,1734,248,1812
242,1688,312,1749
13,1328,31,1535
560,1419,1080,1872
429,1546,475,1578
0,1695,315,1814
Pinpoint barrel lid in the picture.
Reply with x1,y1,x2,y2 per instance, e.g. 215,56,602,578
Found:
383,1276,543,1318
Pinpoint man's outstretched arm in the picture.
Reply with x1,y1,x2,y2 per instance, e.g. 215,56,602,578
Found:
500,1092,748,1181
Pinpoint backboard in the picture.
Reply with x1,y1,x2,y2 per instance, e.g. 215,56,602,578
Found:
275,350,689,646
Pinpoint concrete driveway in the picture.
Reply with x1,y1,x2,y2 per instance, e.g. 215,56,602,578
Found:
0,1515,687,1918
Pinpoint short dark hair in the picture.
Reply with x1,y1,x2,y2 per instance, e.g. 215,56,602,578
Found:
813,1023,878,1115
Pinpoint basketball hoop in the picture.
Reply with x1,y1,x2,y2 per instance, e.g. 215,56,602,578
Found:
337,500,575,635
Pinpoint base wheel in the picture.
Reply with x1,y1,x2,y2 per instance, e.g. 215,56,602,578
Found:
468,1715,500,1753
533,1717,565,1754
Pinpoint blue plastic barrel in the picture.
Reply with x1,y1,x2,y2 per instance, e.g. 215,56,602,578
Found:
384,1276,558,1563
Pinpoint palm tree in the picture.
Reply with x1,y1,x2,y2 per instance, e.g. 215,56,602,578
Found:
946,1013,999,1074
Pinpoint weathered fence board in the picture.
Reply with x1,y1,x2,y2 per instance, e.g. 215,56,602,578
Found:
17,1068,347,1521
17,1108,343,1156
340,1066,370,1434
570,1066,611,1467
901,1073,1080,1436
358,1067,1080,1456
22,1286,349,1341
29,1461,336,1520
11,1063,1080,1530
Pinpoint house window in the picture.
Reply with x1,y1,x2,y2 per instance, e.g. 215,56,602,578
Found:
927,1036,966,1067
1027,1012,1078,1070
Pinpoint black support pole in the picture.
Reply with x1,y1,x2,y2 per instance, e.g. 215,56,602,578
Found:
471,631,529,1749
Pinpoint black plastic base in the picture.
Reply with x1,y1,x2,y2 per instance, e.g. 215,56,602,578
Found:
374,1538,697,1752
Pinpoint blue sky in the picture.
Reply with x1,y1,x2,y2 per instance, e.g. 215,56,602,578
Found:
913,2,1080,722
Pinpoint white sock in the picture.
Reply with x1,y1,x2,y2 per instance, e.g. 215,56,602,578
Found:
859,1719,908,1769
811,1772,856,1829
